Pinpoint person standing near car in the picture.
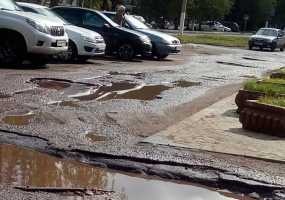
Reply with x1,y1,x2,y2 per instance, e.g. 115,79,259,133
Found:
114,5,126,26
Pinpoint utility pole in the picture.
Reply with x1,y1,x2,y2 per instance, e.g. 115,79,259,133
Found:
179,0,188,35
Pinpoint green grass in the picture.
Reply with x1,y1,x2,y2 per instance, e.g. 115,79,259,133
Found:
176,34,249,48
259,97,285,108
261,78,285,85
244,80,285,95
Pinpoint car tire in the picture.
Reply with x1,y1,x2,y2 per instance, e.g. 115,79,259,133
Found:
0,33,26,66
271,46,275,52
118,44,135,60
280,47,284,52
249,45,253,50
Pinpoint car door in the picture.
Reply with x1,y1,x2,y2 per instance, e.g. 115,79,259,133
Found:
81,11,114,51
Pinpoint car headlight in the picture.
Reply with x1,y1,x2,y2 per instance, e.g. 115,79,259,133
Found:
140,36,151,44
83,36,97,44
26,18,50,35
95,36,104,43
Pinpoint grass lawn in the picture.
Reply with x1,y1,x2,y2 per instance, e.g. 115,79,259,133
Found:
176,34,249,48
259,97,285,108
244,79,285,95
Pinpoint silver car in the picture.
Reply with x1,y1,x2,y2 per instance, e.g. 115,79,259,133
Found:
103,11,182,59
249,28,285,51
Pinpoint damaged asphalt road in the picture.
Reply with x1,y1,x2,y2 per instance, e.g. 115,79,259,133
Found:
1,44,285,199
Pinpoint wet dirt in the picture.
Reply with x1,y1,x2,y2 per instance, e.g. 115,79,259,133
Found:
173,80,202,88
0,144,244,200
2,110,35,126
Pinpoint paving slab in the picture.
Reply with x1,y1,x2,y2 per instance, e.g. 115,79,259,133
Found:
144,94,285,162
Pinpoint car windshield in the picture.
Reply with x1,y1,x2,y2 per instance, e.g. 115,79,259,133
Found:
256,29,278,37
42,8,70,25
0,0,21,11
126,15,149,29
98,11,119,27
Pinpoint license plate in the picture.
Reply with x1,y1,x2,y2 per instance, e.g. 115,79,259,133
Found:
254,42,263,45
57,40,66,47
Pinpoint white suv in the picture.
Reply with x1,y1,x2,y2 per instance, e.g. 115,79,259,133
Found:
0,0,68,65
17,2,106,62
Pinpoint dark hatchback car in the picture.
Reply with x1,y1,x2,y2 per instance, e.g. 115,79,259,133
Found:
52,6,152,60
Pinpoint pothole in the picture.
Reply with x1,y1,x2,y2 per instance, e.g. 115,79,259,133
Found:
173,80,202,87
30,78,72,90
2,110,35,126
0,92,11,99
217,61,257,68
49,100,80,108
242,57,267,62
85,132,107,142
0,144,247,200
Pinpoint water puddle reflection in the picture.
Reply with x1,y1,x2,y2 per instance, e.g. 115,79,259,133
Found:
0,144,246,200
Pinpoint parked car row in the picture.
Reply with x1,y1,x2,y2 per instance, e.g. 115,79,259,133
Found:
0,0,182,66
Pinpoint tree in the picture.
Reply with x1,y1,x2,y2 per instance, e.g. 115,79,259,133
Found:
273,0,285,28
187,0,233,21
227,0,276,30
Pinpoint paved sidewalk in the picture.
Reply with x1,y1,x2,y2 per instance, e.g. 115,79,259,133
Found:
144,94,285,162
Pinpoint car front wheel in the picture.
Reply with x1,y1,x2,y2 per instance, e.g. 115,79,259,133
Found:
118,44,135,60
0,34,26,66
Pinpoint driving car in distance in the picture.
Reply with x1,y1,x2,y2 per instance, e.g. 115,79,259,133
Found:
17,2,106,62
103,11,181,59
0,0,68,65
52,6,152,60
249,28,285,51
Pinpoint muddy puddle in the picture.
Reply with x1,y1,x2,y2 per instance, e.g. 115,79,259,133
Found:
0,144,246,200
30,78,72,90
49,100,80,108
173,80,201,88
2,110,35,126
85,132,107,142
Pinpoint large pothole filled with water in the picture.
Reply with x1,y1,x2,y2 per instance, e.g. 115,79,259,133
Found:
29,78,202,102
0,144,249,200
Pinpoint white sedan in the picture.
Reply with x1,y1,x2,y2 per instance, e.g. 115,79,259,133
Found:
18,2,106,62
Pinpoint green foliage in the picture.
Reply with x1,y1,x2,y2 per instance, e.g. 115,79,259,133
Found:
188,0,234,20
244,79,285,96
176,34,248,47
228,0,276,30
